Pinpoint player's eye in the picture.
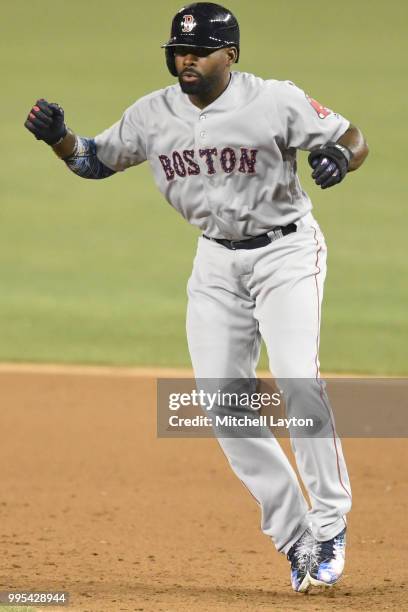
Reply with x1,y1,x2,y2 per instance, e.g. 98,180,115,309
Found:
174,46,194,56
194,47,214,57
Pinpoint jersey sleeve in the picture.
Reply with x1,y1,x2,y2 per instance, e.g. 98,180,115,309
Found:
274,81,350,151
94,100,147,171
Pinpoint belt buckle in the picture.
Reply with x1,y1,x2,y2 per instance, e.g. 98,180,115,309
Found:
267,228,283,242
229,239,239,250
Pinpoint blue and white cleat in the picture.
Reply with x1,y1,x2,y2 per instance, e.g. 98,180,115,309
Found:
287,529,314,592
309,527,347,587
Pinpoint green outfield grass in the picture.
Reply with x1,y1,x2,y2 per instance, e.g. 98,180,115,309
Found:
1,0,407,374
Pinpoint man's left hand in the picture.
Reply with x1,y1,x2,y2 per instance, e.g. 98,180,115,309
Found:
308,142,352,189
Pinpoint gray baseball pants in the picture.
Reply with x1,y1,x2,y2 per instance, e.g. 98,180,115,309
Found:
186,213,351,554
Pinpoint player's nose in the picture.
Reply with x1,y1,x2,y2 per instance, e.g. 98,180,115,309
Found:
183,53,198,66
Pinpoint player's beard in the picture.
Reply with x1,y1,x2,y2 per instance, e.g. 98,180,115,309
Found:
178,69,215,96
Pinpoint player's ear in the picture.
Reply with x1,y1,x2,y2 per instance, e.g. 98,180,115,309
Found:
225,47,238,66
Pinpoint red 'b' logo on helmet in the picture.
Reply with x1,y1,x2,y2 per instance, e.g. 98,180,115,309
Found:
181,15,196,33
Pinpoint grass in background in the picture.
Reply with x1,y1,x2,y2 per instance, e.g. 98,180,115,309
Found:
1,0,407,374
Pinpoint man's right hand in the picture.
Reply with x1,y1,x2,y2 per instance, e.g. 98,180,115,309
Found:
24,99,67,146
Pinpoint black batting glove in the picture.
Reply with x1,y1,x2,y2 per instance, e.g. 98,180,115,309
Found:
308,142,353,189
24,99,67,145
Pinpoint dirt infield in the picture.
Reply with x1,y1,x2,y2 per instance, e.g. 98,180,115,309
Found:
0,367,407,611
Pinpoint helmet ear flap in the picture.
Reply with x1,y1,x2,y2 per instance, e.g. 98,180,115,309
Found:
165,47,178,77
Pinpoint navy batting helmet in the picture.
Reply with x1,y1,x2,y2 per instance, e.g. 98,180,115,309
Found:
161,3,240,77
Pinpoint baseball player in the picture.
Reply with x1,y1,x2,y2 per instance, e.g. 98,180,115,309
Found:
24,2,368,593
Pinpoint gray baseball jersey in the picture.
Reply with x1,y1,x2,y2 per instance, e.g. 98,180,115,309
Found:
95,71,349,240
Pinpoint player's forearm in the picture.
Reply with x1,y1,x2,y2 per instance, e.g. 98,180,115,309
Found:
52,131,115,179
59,135,116,180
336,124,369,171
52,129,116,180
52,129,77,159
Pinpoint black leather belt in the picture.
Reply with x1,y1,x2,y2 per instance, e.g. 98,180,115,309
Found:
203,223,297,250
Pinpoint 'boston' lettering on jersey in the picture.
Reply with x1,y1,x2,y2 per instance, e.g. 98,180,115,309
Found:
158,147,259,181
